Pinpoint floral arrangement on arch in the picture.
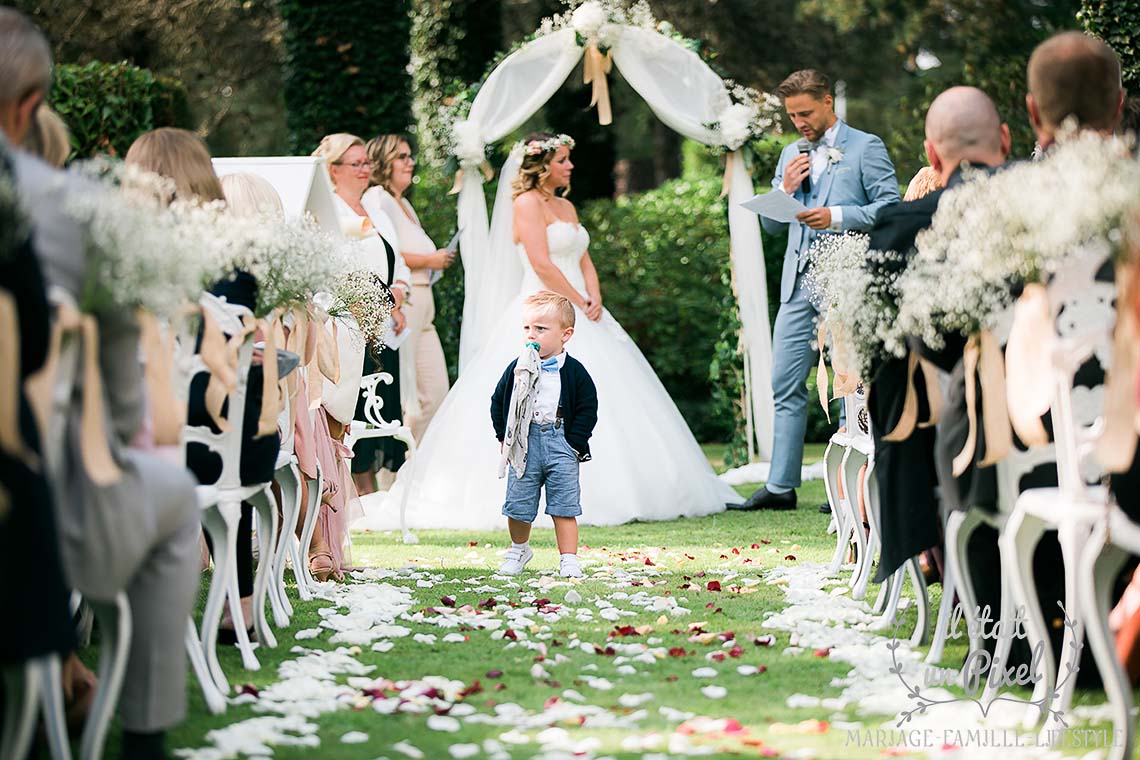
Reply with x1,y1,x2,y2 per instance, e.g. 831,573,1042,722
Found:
442,0,710,174
707,81,783,154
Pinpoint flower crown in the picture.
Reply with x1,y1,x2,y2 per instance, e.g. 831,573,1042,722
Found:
523,134,575,157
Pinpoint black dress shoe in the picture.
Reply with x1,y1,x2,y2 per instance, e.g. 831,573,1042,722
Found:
818,503,832,514
726,486,798,511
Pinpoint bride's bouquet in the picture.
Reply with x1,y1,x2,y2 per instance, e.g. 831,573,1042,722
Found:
326,268,395,348
896,127,1140,349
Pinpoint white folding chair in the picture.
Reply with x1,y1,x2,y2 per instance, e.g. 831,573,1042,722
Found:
26,287,134,760
179,293,278,701
996,255,1117,733
1,655,70,760
345,371,417,544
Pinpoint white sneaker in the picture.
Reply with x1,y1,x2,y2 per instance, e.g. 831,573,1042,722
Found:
498,545,534,576
559,555,584,578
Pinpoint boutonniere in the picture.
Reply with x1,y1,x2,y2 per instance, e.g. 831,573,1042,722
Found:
826,147,844,165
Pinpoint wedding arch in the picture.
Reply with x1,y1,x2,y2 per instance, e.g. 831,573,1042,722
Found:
448,3,776,460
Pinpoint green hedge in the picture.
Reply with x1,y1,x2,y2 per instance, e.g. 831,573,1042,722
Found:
50,61,190,160
1081,0,1140,92
279,0,413,154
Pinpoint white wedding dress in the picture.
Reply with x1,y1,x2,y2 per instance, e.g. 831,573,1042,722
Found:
357,220,740,530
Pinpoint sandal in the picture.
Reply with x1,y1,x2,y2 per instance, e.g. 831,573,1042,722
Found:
309,551,343,583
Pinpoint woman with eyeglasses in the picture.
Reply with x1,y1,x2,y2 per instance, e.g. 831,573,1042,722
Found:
313,133,411,508
362,134,453,444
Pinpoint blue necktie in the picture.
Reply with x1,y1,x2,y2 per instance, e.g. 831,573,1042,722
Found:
541,357,560,373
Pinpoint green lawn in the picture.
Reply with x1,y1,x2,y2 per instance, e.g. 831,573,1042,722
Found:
84,449,1134,759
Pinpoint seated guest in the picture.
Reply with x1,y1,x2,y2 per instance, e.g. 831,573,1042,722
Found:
1,11,199,759
865,86,1009,587
126,131,282,642
0,130,85,727
21,103,70,167
363,134,454,444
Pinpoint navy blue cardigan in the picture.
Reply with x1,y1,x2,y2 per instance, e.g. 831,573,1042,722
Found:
490,354,598,461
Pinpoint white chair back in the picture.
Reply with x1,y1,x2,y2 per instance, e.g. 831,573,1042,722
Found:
178,292,256,490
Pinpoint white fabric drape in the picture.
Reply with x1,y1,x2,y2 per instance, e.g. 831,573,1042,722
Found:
454,24,774,459
458,29,584,370
726,150,774,459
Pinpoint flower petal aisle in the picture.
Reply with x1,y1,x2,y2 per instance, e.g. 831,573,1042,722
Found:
170,502,1122,759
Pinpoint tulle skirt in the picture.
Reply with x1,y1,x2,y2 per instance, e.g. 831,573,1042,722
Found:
356,295,739,531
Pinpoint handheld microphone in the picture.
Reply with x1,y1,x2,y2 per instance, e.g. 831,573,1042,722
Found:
797,138,812,195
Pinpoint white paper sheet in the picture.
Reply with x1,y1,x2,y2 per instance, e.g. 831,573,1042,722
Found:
740,192,808,223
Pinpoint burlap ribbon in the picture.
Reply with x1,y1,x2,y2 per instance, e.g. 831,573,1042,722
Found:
448,161,495,195
199,310,256,433
302,305,341,412
45,300,123,486
0,291,38,520
1097,262,1140,473
882,351,943,442
952,330,1012,476
583,44,614,126
138,310,187,446
255,311,282,438
1004,283,1053,448
816,320,860,423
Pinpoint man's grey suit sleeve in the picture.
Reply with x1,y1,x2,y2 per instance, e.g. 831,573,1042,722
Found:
839,135,900,231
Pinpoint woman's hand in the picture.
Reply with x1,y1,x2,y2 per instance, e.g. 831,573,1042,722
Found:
392,286,405,308
584,296,603,322
392,307,408,335
431,248,456,270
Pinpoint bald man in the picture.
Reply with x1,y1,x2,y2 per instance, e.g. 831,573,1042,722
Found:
862,86,1010,585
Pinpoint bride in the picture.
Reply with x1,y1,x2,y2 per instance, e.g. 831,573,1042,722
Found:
359,132,740,531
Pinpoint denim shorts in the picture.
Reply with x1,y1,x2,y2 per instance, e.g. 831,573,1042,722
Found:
502,421,582,522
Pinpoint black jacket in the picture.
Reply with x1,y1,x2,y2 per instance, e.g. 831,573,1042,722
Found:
490,354,598,461
864,184,947,582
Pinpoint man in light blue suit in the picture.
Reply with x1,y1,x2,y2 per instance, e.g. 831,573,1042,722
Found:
732,69,899,511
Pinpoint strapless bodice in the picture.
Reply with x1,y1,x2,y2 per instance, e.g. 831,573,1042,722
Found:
518,220,590,296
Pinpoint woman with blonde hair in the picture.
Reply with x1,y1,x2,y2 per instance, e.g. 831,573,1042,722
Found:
364,131,738,532
128,130,279,636
311,132,409,570
21,104,70,166
363,134,453,443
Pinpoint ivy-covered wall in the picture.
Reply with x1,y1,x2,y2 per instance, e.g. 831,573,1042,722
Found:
1080,0,1140,93
279,0,413,153
51,61,190,159
410,0,503,166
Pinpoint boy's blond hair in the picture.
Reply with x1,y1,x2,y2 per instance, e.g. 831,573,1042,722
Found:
523,290,575,329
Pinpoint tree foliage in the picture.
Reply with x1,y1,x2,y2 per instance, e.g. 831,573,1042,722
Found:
51,61,191,159
279,0,413,154
15,0,287,157
410,0,503,165
1080,0,1140,93
797,0,1082,180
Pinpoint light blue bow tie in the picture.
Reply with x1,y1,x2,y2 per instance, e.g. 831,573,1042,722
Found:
541,357,560,373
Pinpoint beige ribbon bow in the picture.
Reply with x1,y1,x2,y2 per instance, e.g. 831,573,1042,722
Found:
882,351,943,442
448,162,495,196
952,330,1012,476
1096,262,1140,473
583,44,614,126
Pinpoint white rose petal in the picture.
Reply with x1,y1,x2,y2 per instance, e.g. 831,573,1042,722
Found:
427,715,461,733
701,685,728,699
691,667,718,678
393,740,425,758
449,744,480,758
371,641,395,653
341,731,369,744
